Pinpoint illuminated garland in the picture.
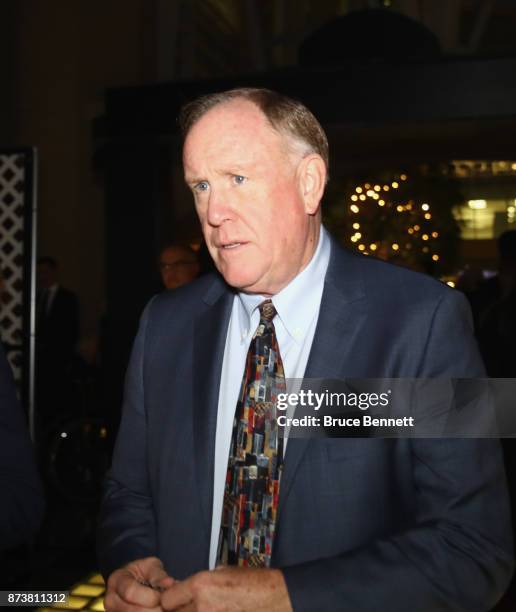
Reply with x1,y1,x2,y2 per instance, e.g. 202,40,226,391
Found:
345,174,441,267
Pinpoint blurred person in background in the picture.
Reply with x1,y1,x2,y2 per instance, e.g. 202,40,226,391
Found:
36,256,79,424
473,230,516,376
0,341,45,585
158,244,200,291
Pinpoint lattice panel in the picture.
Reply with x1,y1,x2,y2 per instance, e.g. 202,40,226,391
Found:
0,153,27,382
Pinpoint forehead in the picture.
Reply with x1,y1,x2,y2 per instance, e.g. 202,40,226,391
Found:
183,99,286,168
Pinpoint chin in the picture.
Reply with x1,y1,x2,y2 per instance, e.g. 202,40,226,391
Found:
219,268,263,293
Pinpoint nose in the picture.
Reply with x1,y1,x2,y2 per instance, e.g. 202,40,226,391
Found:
206,187,233,227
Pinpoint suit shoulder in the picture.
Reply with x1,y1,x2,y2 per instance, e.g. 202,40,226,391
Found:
143,272,229,321
330,242,460,307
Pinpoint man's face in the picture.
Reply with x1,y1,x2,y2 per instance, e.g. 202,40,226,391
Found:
37,263,57,289
183,99,321,296
159,246,199,290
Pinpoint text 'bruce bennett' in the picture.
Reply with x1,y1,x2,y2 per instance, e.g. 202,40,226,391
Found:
277,415,415,428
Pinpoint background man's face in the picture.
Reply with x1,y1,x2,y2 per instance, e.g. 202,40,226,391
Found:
37,263,57,289
159,246,199,290
183,99,316,296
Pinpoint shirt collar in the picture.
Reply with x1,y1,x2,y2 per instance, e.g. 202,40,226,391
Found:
236,226,331,343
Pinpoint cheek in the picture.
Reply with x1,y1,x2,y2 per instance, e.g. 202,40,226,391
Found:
203,228,220,261
200,220,213,244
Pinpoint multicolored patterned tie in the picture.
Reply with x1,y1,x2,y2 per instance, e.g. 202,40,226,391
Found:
218,299,286,567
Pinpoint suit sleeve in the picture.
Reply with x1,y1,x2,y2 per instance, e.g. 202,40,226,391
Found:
283,290,514,611
0,343,45,550
97,301,157,578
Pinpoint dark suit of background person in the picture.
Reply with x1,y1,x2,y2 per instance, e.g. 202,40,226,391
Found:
37,285,79,363
98,90,513,611
36,257,79,421
0,341,45,583
98,236,513,611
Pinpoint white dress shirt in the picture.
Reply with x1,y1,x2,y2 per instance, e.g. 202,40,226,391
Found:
45,284,59,314
208,227,331,568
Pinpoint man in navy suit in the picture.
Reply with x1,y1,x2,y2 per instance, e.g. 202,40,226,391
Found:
99,88,513,611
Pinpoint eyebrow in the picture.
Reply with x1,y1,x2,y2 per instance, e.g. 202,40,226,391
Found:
184,164,251,185
184,174,205,186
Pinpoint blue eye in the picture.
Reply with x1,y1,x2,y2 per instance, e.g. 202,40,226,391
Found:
233,175,246,185
194,181,209,192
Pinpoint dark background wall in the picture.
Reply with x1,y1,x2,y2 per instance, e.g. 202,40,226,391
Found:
0,0,158,356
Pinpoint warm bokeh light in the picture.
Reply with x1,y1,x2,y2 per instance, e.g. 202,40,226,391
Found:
468,199,487,210
345,176,442,267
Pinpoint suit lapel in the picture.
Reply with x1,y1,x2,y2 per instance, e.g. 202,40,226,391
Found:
192,280,234,547
278,243,367,519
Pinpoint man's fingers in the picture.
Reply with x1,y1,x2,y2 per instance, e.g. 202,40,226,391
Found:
144,561,173,589
160,580,194,610
117,571,163,607
105,557,178,611
133,556,171,585
104,587,162,612
157,576,176,590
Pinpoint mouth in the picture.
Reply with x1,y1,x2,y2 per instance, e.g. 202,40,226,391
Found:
220,241,246,250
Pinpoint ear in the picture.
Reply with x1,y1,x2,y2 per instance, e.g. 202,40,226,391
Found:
297,154,327,215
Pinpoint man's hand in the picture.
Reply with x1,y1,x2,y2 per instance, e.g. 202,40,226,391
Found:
160,566,292,612
104,556,175,612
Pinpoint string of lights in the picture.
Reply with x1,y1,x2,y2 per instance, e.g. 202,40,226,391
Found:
345,173,441,266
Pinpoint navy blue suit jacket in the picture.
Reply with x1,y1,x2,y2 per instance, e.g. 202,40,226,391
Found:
98,239,513,611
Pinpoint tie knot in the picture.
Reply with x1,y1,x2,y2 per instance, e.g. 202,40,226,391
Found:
259,300,277,322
